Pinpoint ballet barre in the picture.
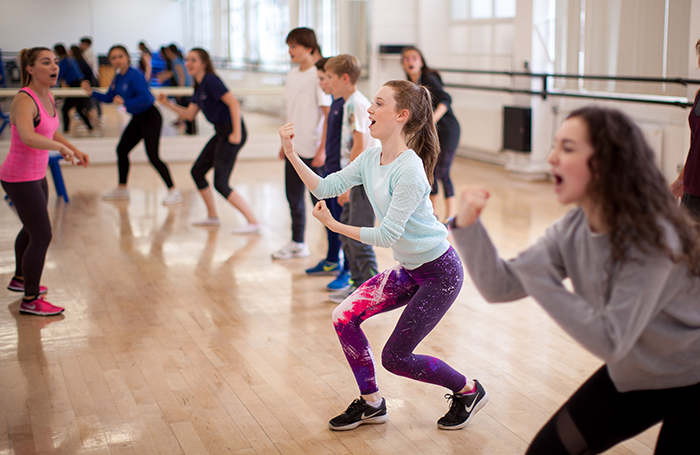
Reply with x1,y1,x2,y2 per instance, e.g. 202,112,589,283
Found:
0,85,285,98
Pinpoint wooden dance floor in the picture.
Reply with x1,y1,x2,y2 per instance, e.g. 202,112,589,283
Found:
0,157,660,454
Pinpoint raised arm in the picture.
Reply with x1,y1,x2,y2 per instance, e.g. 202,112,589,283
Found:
451,187,529,303
280,122,322,191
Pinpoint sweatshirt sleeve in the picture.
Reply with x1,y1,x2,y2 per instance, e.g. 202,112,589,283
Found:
91,79,116,103
311,151,364,199
451,220,529,302
121,71,154,113
359,164,424,248
508,223,676,363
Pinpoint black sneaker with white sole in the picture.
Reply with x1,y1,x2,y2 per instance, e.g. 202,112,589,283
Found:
328,397,388,431
437,379,489,430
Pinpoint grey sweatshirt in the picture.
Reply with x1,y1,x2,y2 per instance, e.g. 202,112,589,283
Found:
452,207,700,392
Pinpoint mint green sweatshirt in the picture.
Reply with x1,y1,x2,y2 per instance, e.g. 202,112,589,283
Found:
312,147,449,269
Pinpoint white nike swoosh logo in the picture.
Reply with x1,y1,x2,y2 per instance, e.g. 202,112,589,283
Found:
464,392,480,412
361,409,383,420
24,303,36,310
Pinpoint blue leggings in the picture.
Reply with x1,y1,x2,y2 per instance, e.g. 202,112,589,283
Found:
332,247,466,395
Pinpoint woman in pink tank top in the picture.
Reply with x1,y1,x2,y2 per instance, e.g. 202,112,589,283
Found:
1,47,90,316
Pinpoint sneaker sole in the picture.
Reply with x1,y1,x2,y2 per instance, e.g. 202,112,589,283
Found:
271,252,311,260
437,391,490,430
306,270,340,276
19,308,64,316
328,414,388,431
8,286,48,294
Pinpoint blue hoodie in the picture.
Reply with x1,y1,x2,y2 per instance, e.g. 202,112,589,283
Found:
91,67,154,115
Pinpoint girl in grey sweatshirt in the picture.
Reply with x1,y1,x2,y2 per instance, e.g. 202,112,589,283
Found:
452,106,700,454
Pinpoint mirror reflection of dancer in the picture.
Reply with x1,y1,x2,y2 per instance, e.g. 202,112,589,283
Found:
402,46,460,221
81,45,182,205
279,80,488,431
2,47,90,316
454,107,700,454
158,48,260,233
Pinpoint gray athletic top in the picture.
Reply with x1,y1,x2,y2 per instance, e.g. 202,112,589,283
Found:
452,207,700,392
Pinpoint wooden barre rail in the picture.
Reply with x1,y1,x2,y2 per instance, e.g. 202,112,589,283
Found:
0,85,285,98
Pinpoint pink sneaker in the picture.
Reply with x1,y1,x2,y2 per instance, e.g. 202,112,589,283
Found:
19,296,64,316
7,278,48,294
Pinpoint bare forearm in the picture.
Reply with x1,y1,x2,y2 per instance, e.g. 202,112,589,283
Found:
53,132,78,152
162,99,194,120
434,103,448,123
21,131,65,152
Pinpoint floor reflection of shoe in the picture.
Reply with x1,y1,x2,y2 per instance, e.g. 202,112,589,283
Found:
162,189,183,205
271,241,310,260
102,187,130,200
231,224,262,235
329,285,357,304
192,217,221,226
19,296,64,316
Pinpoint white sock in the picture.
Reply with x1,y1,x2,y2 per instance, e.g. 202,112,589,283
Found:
366,399,382,408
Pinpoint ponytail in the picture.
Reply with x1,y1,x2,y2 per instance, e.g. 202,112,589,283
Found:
383,80,440,185
19,47,52,87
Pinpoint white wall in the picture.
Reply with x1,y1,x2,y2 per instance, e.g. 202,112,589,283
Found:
367,0,700,182
0,0,185,55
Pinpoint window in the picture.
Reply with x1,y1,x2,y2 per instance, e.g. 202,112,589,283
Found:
448,0,516,59
553,0,691,97
226,0,291,72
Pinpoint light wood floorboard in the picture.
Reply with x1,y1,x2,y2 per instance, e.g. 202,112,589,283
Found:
0,157,660,454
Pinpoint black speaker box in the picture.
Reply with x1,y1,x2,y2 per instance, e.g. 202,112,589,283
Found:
503,106,531,152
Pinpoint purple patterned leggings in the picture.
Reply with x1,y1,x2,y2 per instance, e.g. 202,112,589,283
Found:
332,247,466,395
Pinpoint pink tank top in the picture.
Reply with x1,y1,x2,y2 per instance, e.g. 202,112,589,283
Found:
0,87,59,183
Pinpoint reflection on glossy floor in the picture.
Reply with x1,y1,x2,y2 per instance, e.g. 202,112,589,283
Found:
0,159,658,454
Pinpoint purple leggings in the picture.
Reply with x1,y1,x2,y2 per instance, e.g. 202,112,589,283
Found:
332,247,466,395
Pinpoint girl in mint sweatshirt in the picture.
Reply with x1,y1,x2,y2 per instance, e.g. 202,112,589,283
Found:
279,80,488,432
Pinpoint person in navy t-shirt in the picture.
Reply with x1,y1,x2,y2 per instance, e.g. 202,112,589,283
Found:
158,48,261,233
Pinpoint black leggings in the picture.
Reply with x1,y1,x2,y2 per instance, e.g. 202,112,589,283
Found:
191,122,247,199
681,192,700,221
117,105,173,188
526,366,700,454
62,80,93,132
1,178,52,297
431,119,460,197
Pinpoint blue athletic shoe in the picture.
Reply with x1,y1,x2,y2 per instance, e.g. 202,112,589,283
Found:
306,260,341,276
327,270,351,291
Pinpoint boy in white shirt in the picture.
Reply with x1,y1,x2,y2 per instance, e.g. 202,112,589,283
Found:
272,28,332,260
323,55,378,302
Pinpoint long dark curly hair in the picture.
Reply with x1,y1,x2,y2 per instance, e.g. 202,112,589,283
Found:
571,106,700,278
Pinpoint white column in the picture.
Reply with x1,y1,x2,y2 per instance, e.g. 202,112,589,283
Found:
504,0,551,180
